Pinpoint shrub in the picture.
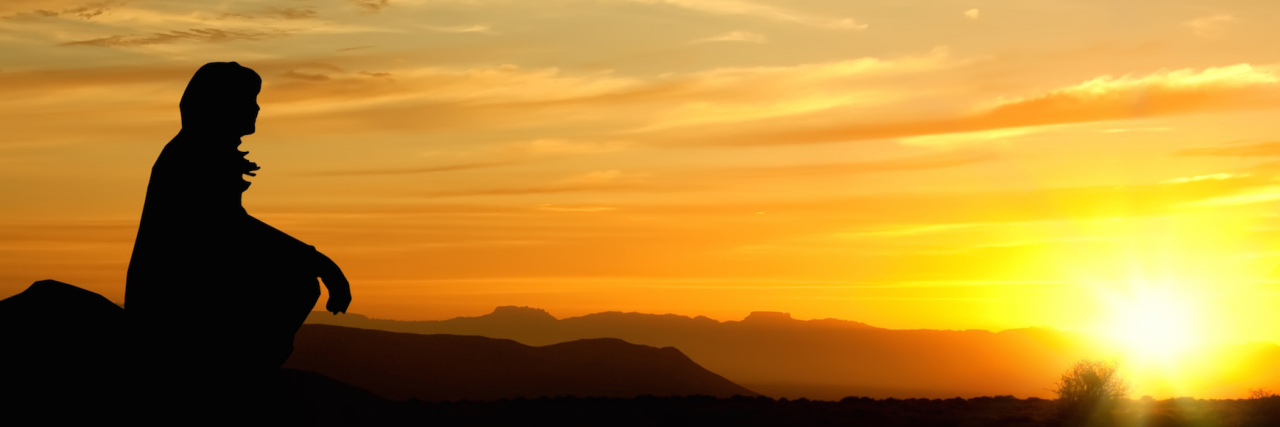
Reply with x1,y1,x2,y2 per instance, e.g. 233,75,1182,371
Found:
1249,387,1276,400
1053,359,1129,423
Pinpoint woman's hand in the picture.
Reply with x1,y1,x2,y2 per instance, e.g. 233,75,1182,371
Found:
316,251,352,314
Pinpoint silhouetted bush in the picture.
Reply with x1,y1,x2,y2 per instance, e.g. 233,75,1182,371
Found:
1053,359,1129,425
1249,387,1276,400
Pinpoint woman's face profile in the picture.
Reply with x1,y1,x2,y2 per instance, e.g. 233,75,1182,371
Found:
235,89,261,136
180,62,263,136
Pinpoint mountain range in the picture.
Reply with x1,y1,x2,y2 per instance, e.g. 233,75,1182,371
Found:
306,306,1280,400
303,306,1105,400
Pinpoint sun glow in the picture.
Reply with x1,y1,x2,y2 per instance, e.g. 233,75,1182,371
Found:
1103,287,1205,365
1111,291,1198,357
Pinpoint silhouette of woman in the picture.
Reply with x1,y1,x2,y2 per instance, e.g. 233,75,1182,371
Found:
125,62,351,410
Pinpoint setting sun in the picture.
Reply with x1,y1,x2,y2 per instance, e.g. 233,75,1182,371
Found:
1107,289,1202,363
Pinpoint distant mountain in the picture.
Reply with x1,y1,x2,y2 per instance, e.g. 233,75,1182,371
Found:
306,307,1099,400
285,324,758,402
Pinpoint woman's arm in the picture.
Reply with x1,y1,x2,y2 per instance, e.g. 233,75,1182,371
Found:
315,251,352,314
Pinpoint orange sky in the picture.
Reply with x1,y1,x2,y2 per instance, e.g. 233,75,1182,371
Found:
5,0,1280,368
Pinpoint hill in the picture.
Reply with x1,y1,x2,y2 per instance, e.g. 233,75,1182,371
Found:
0,280,128,412
285,324,757,401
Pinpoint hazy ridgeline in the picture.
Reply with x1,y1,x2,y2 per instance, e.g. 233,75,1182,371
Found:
305,307,1280,400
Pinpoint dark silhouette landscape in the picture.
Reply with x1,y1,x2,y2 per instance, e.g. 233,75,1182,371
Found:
302,307,1280,402
8,279,1280,427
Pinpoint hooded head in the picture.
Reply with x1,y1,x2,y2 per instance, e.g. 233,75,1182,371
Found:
179,62,262,136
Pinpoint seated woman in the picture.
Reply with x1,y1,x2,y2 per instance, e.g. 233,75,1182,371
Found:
125,62,351,410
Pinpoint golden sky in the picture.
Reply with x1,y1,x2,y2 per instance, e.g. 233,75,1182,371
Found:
5,0,1280,358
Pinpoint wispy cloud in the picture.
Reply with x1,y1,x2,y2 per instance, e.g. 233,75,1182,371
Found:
538,204,617,213
623,0,865,30
708,64,1280,146
264,7,318,20
310,160,520,177
307,140,628,177
1180,185,1280,208
424,183,649,198
560,169,632,184
498,139,631,155
3,2,112,21
1162,173,1242,184
1176,142,1280,157
421,24,494,34
218,7,317,21
1098,127,1173,133
348,0,391,13
1186,14,1234,38
694,30,766,43
736,151,996,177
62,28,290,46
838,223,991,239
898,127,1046,147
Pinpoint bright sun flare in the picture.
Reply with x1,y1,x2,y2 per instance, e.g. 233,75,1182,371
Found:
1107,290,1201,363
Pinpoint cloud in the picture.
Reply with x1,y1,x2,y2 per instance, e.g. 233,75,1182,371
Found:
736,151,996,177
424,183,648,198
0,63,188,88
265,7,318,20
306,139,628,177
4,2,111,21
311,160,520,176
898,127,1045,147
561,170,626,184
631,48,957,130
498,139,631,155
220,7,317,20
1162,173,1242,184
1098,127,1172,133
421,24,493,34
1186,14,1234,38
1179,185,1280,208
538,204,617,212
282,70,331,81
964,9,979,20
839,223,990,239
399,170,654,198
694,30,766,43
9,48,945,139
706,64,1280,146
623,0,865,30
155,48,953,139
63,28,290,47
349,0,390,13
1176,142,1280,157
